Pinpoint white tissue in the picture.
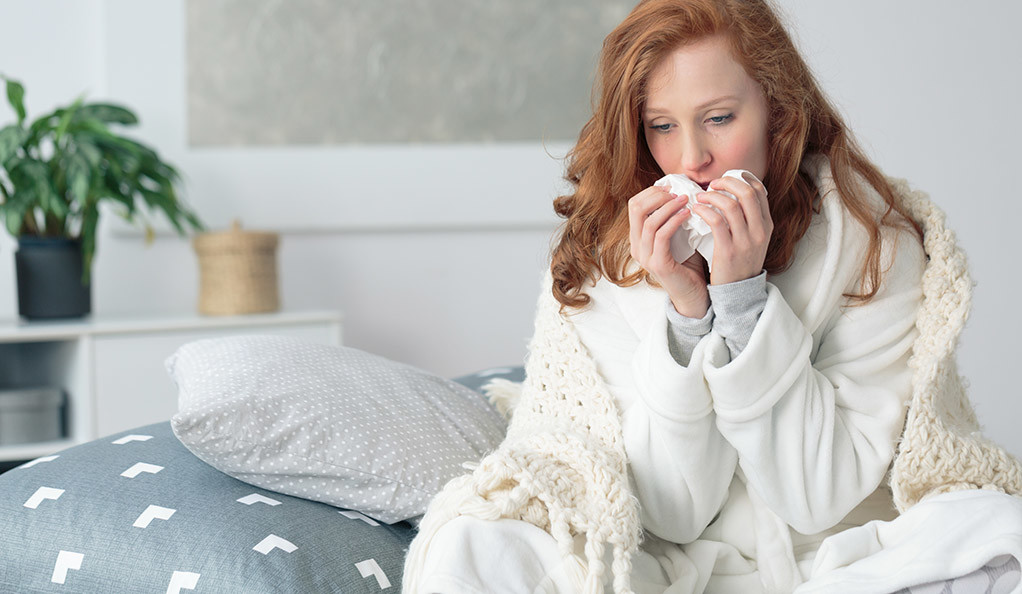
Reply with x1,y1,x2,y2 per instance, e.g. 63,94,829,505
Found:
653,169,755,269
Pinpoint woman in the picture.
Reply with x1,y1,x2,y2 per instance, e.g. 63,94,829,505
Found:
404,1,1022,593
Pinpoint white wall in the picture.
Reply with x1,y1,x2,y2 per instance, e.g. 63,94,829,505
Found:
1,1,1019,455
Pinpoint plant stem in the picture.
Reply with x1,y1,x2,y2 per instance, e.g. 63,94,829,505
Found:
45,212,63,236
23,209,40,235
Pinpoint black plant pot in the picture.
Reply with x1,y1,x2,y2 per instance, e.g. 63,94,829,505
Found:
15,237,92,320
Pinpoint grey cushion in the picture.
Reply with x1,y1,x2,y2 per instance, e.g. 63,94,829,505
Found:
0,421,416,592
167,335,508,523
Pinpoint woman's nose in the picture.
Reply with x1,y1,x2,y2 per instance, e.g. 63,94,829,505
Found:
680,131,711,174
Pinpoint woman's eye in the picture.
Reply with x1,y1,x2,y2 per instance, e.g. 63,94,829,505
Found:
649,123,672,133
707,114,734,125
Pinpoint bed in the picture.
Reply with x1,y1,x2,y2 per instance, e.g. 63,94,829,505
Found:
0,334,523,592
3,334,1020,594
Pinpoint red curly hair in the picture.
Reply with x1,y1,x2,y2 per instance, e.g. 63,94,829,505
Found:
551,0,921,310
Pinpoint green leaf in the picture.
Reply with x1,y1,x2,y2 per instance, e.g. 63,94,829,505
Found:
74,117,113,138
76,103,138,126
113,147,141,177
101,164,134,210
1,187,34,235
0,124,28,165
4,79,26,125
3,207,23,236
25,112,56,148
11,158,66,219
140,187,187,234
122,137,158,158
80,201,99,280
54,95,84,141
76,138,102,168
82,128,143,163
65,151,91,205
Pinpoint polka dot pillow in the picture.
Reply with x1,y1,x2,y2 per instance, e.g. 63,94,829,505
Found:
167,335,508,524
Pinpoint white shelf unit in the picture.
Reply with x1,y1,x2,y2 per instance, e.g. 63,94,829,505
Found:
0,310,342,462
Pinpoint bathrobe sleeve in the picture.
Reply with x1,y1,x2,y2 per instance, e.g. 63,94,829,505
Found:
572,280,738,544
705,222,927,535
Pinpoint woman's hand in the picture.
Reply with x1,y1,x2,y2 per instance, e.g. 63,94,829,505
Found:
628,185,710,318
690,172,773,286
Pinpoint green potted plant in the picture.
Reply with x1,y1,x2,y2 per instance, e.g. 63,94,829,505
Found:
0,76,203,319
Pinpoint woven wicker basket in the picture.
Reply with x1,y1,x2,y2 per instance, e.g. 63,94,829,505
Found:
193,221,280,316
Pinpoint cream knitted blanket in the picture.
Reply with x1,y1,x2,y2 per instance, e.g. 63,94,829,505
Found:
402,180,1022,594
888,178,1022,507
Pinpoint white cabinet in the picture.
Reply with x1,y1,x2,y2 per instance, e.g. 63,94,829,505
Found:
0,310,342,462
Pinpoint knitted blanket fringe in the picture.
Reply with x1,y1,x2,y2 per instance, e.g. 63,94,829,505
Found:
402,178,1022,594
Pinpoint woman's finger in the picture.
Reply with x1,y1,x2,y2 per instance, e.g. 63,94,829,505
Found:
739,170,770,218
628,186,675,256
694,190,747,240
650,203,692,269
708,175,770,242
640,195,689,263
743,171,774,237
690,200,732,255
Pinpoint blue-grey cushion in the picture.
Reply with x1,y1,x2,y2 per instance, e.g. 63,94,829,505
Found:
0,421,416,592
167,335,509,524
452,365,526,393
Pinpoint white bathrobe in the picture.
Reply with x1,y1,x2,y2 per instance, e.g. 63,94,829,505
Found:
563,173,926,589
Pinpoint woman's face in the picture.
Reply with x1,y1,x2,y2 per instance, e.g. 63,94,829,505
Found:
642,34,770,188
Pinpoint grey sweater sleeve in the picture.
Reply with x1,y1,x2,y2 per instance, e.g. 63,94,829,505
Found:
666,271,768,365
708,270,768,357
665,297,713,367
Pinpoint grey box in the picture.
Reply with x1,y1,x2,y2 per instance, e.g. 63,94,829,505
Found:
0,388,64,445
